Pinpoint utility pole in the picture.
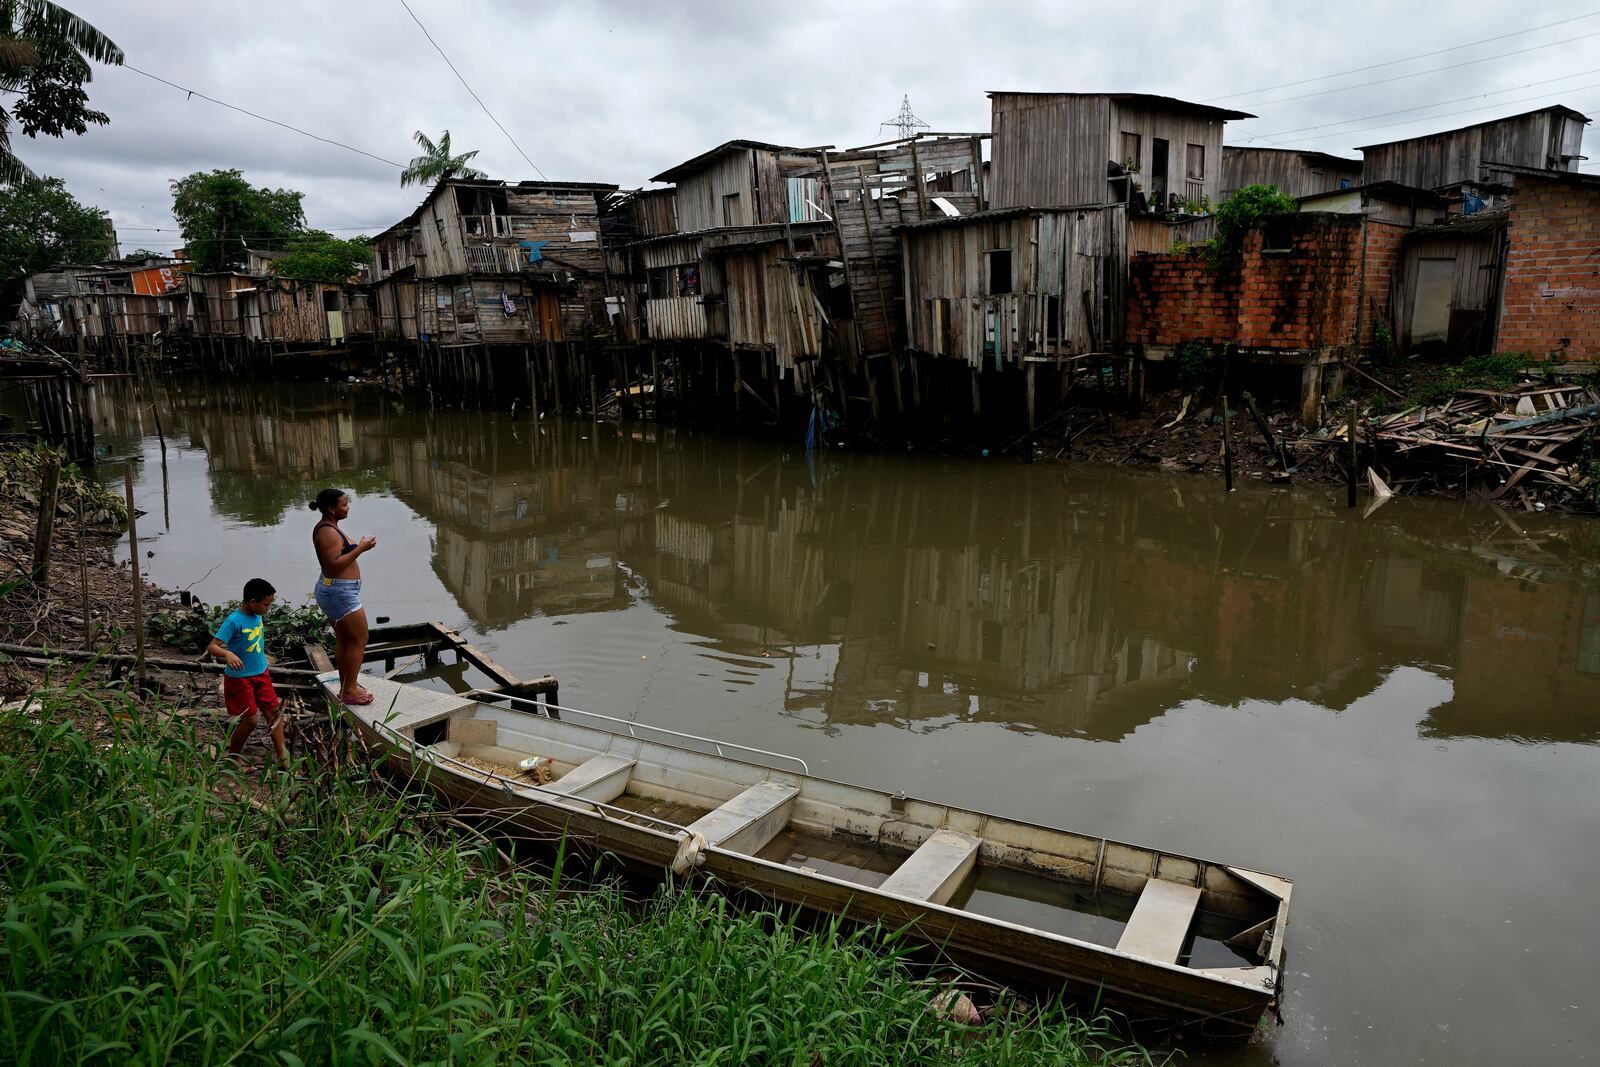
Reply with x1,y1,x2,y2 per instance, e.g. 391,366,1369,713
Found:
880,95,931,141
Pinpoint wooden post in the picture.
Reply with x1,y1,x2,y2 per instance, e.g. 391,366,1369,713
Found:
30,451,59,582
650,347,661,421
1347,402,1358,509
1222,396,1234,493
124,467,145,677
534,347,547,422
589,368,599,421
1241,390,1287,470
77,490,92,648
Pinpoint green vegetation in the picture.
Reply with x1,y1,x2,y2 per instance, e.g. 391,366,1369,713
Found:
1375,351,1540,410
400,129,487,189
1202,184,1297,268
0,2,123,185
0,693,1160,1066
169,169,307,273
0,443,125,526
149,598,332,657
1175,341,1210,392
270,230,372,284
0,175,113,309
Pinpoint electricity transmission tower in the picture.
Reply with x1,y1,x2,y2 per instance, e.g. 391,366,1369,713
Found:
880,95,930,141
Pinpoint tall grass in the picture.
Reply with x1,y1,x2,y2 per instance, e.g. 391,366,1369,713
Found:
0,688,1160,1065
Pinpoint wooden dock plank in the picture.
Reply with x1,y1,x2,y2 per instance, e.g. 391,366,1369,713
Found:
323,673,477,735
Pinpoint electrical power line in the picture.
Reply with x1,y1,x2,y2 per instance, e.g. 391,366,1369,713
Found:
1271,82,1600,148
1211,10,1600,100
1239,28,1600,109
1246,67,1600,140
397,0,546,180
122,65,402,169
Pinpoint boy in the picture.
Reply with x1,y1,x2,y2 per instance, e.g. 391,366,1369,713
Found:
207,578,288,765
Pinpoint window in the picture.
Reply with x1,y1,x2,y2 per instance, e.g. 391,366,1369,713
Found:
1119,131,1141,170
677,265,700,297
648,268,672,299
722,193,742,226
1186,143,1205,181
379,248,391,272
1045,295,1061,341
986,249,1013,295
1262,219,1296,252
1339,177,1353,190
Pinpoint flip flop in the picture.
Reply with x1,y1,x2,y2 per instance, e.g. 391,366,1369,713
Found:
340,690,375,706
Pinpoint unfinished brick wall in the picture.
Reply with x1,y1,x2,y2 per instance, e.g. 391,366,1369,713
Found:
1496,176,1600,361
1127,215,1407,354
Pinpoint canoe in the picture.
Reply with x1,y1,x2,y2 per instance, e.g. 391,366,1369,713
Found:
322,673,1292,1034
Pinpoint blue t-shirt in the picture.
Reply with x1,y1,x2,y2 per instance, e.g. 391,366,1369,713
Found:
214,609,268,678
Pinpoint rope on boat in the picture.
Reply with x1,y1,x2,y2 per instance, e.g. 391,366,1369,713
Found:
671,830,708,876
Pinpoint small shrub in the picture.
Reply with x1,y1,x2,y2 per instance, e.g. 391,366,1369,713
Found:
1202,184,1298,268
149,598,332,656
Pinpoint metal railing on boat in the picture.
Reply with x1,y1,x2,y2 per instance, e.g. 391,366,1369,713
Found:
468,689,811,776
364,715,701,836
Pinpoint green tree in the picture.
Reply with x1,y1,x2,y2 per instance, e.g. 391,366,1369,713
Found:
400,129,486,188
0,174,112,310
0,2,123,185
270,229,370,283
169,169,305,273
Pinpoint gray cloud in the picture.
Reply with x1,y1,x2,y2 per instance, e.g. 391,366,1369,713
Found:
17,0,1600,247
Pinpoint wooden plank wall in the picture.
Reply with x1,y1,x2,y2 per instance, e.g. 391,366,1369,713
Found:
1221,148,1362,198
901,207,1125,368
1397,230,1504,353
796,136,985,357
630,189,678,237
1362,111,1570,189
1110,103,1231,207
675,151,760,230
991,94,1110,209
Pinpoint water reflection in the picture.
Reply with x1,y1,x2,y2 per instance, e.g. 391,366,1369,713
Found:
92,379,1600,748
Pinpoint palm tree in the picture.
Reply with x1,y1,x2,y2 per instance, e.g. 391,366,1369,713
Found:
0,1,123,185
400,129,487,188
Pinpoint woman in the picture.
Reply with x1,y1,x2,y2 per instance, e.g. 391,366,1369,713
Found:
310,488,378,706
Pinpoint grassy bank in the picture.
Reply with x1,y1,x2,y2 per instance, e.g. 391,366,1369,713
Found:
0,688,1159,1066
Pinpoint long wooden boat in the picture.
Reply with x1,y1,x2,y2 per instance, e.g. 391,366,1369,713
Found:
322,673,1292,1034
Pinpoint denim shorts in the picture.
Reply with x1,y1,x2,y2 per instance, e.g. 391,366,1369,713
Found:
313,576,363,622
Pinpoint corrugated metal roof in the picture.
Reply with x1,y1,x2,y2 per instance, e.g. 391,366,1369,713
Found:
1298,181,1450,207
986,91,1254,121
1407,209,1511,237
895,203,1116,232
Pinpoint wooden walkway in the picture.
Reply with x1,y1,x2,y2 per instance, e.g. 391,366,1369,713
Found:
301,620,558,706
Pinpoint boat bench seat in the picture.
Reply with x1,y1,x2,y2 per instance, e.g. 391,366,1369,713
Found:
1116,878,1202,964
546,754,635,804
687,781,798,854
877,830,980,905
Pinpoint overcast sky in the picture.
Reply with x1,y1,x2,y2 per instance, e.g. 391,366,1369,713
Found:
18,0,1600,252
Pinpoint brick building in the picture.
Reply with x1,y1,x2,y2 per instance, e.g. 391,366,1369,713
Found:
1494,171,1600,361
1127,212,1408,423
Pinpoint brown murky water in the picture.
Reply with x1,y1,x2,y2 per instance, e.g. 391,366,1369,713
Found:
97,380,1600,1065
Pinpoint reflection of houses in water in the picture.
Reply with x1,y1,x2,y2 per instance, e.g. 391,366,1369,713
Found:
1421,579,1600,743
384,425,629,629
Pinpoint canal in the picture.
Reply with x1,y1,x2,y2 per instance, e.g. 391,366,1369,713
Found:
99,379,1600,1065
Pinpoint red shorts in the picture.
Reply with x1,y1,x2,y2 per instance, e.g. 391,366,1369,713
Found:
223,672,280,717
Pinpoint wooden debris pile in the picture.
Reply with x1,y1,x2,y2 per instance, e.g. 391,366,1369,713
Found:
1363,383,1600,508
